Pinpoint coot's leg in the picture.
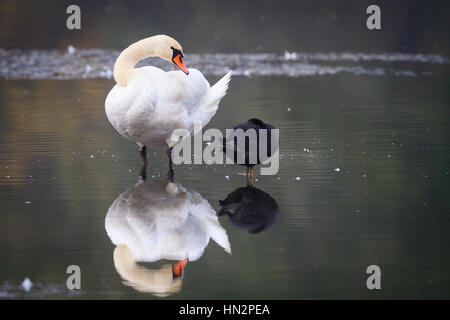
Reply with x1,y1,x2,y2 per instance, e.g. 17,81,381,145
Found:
139,145,148,180
167,147,174,182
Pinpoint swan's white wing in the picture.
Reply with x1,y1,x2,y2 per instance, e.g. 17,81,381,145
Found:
105,69,158,143
190,71,231,126
153,68,210,115
127,67,209,145
147,68,230,130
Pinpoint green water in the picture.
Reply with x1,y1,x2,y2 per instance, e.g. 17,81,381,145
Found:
0,73,448,299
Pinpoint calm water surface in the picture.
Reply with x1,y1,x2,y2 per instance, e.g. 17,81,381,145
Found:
0,72,448,299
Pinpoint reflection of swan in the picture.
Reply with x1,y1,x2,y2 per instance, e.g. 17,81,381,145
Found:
219,185,279,234
113,245,184,297
105,180,231,296
105,35,231,178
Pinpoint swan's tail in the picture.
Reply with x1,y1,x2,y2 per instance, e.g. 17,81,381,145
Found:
191,71,231,126
207,71,232,109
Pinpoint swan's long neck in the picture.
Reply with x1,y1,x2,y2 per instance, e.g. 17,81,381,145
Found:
113,36,168,87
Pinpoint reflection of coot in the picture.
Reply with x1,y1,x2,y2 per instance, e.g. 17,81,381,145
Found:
219,186,279,233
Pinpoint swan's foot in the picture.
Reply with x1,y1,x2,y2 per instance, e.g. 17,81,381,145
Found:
167,147,174,182
139,145,148,180
172,258,188,278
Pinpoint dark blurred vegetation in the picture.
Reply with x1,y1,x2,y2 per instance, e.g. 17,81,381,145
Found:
0,0,449,54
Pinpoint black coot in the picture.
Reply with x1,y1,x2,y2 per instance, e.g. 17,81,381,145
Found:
223,118,277,181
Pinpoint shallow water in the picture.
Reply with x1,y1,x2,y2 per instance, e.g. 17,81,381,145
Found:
0,70,449,298
1,0,450,300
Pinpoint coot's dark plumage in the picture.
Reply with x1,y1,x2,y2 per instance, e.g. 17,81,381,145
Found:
219,185,279,234
223,118,277,180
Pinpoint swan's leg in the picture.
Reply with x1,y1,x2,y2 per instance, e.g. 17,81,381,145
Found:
245,167,250,184
139,145,148,180
172,258,188,278
167,147,174,182
250,167,254,185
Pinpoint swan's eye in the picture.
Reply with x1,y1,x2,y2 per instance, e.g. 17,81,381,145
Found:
171,48,183,61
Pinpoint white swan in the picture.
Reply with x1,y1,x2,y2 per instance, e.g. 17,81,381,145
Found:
105,180,231,296
105,35,231,178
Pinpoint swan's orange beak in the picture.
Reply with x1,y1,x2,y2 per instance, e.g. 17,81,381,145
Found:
173,54,189,75
172,258,188,277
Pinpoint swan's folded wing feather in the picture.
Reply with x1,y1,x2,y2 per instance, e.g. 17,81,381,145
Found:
105,70,158,142
156,68,209,114
190,71,231,126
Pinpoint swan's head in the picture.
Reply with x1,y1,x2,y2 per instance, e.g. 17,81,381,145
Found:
170,45,189,75
157,35,189,75
114,35,190,86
